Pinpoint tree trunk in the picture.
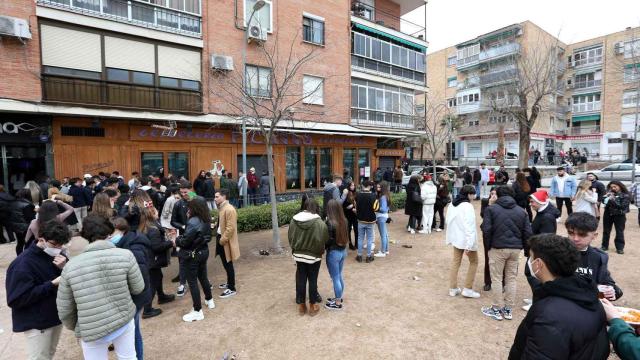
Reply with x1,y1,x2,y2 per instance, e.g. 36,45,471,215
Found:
265,140,281,252
496,125,505,165
518,122,531,169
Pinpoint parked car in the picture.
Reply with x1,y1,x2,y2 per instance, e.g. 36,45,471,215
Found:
402,166,455,187
577,163,640,181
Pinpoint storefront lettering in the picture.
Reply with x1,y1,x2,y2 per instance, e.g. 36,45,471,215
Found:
317,137,367,145
231,132,312,145
82,160,114,173
0,122,38,134
137,128,225,140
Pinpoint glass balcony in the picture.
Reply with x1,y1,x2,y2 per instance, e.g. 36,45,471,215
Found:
570,125,601,135
37,0,202,37
479,43,521,62
456,102,482,115
574,79,602,90
350,108,415,129
456,54,479,70
480,68,517,87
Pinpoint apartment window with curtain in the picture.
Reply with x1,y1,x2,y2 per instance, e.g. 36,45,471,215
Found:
303,15,324,45
572,94,601,113
303,75,324,105
245,65,272,97
573,46,602,67
245,0,272,31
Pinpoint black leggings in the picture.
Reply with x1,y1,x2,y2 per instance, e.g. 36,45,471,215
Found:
602,213,626,251
183,249,213,311
15,231,26,256
347,215,358,247
432,205,445,229
295,261,321,304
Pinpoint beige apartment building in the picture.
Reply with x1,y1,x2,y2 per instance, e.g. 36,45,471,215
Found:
425,21,640,162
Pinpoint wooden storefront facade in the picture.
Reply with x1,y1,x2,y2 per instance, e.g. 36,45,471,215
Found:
51,117,401,191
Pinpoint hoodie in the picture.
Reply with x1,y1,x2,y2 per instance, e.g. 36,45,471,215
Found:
445,195,477,251
322,182,346,217
288,211,328,264
481,196,532,250
509,275,610,360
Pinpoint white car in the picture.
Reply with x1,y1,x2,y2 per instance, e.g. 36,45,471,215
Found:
401,166,455,187
577,163,640,181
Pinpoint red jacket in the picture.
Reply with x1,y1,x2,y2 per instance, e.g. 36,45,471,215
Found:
247,172,258,189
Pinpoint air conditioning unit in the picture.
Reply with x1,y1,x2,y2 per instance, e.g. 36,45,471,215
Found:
621,133,629,139
248,24,266,42
210,54,234,71
615,42,625,55
0,15,31,39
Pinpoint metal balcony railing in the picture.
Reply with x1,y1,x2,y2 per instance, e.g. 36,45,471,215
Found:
37,0,202,37
570,126,601,135
480,68,517,87
557,62,566,75
479,43,521,62
350,1,425,40
456,121,518,135
350,108,415,129
42,75,202,113
457,77,480,90
457,54,479,69
574,79,602,90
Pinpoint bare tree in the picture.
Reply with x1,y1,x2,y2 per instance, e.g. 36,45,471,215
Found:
413,94,458,178
486,34,563,168
209,33,327,252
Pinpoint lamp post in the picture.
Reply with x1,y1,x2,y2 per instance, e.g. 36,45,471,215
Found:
242,0,266,207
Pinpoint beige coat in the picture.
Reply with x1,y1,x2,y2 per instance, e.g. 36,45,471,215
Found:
48,187,73,203
216,201,240,261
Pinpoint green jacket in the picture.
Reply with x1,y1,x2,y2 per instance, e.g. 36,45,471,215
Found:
608,318,640,360
288,211,327,261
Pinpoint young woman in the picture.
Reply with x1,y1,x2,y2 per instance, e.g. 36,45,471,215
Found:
374,181,391,257
446,185,480,298
404,174,423,234
342,181,358,250
432,177,450,232
512,172,532,221
419,174,437,234
24,180,43,207
601,181,631,254
530,167,542,190
575,179,598,217
175,198,215,322
91,193,116,221
160,185,180,237
139,205,175,319
24,199,74,247
288,198,327,316
324,199,348,310
453,168,464,198
118,189,151,230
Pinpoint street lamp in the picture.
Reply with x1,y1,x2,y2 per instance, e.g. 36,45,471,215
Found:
242,0,266,207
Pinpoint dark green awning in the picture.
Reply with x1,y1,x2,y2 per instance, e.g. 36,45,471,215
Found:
353,23,427,52
572,114,601,122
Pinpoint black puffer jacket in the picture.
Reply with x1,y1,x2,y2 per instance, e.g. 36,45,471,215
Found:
604,192,630,217
404,181,423,217
117,231,153,310
512,182,530,209
481,196,532,250
176,217,212,253
10,199,36,234
531,203,560,236
509,275,610,360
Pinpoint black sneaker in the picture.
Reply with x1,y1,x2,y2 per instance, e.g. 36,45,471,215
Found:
158,294,176,304
502,307,513,320
355,255,363,263
219,283,229,289
142,308,162,319
365,256,374,263
219,289,237,298
616,249,624,255
325,301,343,310
600,247,608,252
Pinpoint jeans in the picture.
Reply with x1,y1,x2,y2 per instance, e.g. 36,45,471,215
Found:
480,181,490,199
295,261,321,304
80,319,136,360
556,197,573,217
449,248,478,289
326,249,346,299
488,248,520,308
184,248,213,311
376,215,389,253
346,215,358,248
216,236,236,291
453,187,460,198
178,257,187,285
602,213,626,250
24,325,62,360
134,309,143,360
475,183,481,198
357,222,375,256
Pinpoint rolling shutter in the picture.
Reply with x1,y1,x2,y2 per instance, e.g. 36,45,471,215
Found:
40,25,101,72
105,36,155,73
157,46,200,81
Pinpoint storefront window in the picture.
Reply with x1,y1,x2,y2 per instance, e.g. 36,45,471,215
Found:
304,147,318,189
343,148,356,183
168,152,189,180
286,147,301,190
320,148,332,186
358,148,371,183
141,152,164,179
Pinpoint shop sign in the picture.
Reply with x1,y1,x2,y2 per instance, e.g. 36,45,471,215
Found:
231,132,313,145
375,149,405,157
135,128,226,141
0,122,39,134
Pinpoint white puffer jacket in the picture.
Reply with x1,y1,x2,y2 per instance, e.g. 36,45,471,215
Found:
420,181,437,205
445,200,478,251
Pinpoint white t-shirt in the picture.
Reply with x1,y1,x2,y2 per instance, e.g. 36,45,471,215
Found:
556,175,567,197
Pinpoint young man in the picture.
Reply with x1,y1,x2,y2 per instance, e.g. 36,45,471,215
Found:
203,172,216,211
479,163,490,198
565,212,623,300
322,175,348,218
393,166,404,193
473,167,482,198
494,165,509,185
68,177,91,231
170,183,191,295
549,166,577,218
6,221,70,360
509,234,610,359
481,186,532,321
529,190,560,236
214,189,240,298
355,181,378,263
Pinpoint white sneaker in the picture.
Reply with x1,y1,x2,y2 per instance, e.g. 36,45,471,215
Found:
523,298,532,305
204,299,216,309
418,229,428,234
176,284,187,297
522,304,531,312
385,251,390,255
373,251,386,258
449,288,461,297
435,228,443,232
462,288,481,298
410,229,416,235
407,226,412,233
182,309,204,322
556,218,561,223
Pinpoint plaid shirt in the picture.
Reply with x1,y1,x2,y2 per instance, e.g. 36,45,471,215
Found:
632,182,640,205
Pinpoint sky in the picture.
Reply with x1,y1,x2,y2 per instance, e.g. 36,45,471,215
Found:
403,0,640,53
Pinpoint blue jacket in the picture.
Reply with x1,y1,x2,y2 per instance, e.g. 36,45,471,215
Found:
69,185,91,208
549,175,577,198
6,245,62,332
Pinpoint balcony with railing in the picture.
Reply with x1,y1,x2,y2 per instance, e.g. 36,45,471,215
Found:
456,102,482,115
572,102,601,114
480,68,517,87
456,54,479,70
556,62,566,76
351,108,415,129
457,77,480,90
555,82,565,96
456,120,518,135
42,75,202,113
570,125,601,135
573,79,602,93
350,1,425,40
37,0,202,37
479,43,521,63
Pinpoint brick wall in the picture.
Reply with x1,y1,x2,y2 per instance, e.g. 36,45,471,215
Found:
0,1,41,102
371,0,400,31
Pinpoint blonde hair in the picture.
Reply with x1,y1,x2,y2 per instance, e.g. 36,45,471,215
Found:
575,179,592,200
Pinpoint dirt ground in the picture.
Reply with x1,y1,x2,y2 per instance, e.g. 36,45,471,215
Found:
0,202,638,360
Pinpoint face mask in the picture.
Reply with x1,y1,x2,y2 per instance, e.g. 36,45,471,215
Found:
43,243,62,257
527,257,540,280
110,234,123,245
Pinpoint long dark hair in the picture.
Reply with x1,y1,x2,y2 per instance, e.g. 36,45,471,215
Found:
326,199,348,247
607,180,629,194
377,181,391,201
346,181,357,204
303,197,320,215
187,197,211,224
530,167,541,180
515,172,530,193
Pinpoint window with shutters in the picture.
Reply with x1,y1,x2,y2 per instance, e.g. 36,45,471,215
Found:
303,75,324,105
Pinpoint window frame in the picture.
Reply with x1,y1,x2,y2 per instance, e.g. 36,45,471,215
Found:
302,14,325,46
245,64,272,98
303,75,324,105
623,89,640,108
244,0,273,33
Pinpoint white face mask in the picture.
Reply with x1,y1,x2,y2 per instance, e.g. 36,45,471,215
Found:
527,257,540,280
43,242,63,257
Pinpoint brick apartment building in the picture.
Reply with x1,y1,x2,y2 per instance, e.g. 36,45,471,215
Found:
423,21,640,163
0,0,428,192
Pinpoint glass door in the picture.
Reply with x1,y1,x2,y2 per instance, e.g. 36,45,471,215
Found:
141,152,164,179
168,152,189,180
